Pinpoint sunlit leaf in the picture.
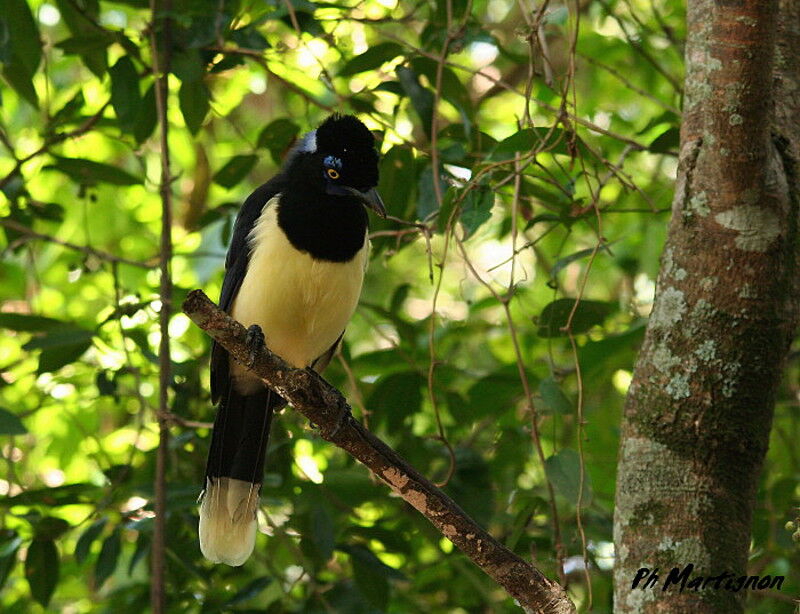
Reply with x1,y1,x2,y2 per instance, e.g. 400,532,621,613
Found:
46,156,142,186
339,42,404,76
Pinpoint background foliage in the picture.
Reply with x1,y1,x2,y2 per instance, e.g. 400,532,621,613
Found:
0,0,797,612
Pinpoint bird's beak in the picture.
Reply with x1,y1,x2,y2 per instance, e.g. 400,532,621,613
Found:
343,186,387,218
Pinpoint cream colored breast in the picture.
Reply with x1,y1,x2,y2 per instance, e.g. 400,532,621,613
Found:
229,196,368,393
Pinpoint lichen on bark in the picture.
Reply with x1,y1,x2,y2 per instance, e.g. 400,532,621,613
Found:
613,1,800,613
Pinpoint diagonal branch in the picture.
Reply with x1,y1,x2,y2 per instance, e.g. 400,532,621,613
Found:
182,289,575,614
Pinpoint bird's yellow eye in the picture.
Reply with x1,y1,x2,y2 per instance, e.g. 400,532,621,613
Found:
327,168,340,180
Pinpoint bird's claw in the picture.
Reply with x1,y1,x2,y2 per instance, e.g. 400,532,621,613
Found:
246,324,265,367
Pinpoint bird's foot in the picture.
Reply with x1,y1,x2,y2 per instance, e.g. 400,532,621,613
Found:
246,324,265,367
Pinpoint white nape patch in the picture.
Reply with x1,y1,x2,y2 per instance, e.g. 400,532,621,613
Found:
299,130,317,153
199,477,260,566
229,196,369,393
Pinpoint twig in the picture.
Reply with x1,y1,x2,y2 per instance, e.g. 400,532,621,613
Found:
183,289,576,614
0,218,153,269
149,0,173,611
0,102,111,192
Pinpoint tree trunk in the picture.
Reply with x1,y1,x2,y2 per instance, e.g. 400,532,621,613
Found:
613,1,799,613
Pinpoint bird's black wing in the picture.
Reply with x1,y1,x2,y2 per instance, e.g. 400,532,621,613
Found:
210,175,288,403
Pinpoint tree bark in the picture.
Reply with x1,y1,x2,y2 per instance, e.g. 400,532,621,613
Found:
613,1,799,613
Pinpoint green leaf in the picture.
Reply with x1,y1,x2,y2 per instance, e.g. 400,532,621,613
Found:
389,283,411,315
109,56,141,132
50,90,86,128
339,42,404,77
417,166,447,221
54,35,112,56
47,156,142,186
550,243,614,281
54,0,109,77
367,371,424,431
537,298,615,337
179,79,210,135
340,544,398,609
489,127,583,161
134,83,157,144
544,449,592,506
299,504,335,565
538,377,572,414
22,328,93,350
397,66,434,138
25,538,59,607
0,408,26,435
75,518,107,565
225,576,272,606
171,49,204,82
32,517,70,541
0,530,21,591
230,26,269,51
467,369,527,418
1,483,100,507
373,80,403,96
0,313,70,332
2,60,39,108
5,0,41,76
377,146,415,219
257,118,300,164
409,57,472,125
460,186,494,239
213,155,258,189
20,327,93,374
37,341,92,374
649,127,679,153
94,529,121,587
578,322,646,379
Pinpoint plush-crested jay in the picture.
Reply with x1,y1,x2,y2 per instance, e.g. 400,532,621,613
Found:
199,114,385,566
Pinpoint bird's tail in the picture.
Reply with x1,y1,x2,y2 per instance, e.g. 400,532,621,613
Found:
199,386,282,566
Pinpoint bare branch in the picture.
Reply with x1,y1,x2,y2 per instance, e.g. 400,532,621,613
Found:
182,289,576,614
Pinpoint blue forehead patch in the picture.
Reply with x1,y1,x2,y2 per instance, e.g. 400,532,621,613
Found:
298,130,317,153
323,155,343,170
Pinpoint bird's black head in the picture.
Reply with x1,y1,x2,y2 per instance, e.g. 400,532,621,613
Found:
288,114,385,217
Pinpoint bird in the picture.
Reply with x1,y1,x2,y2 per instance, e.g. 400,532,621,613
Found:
199,114,385,566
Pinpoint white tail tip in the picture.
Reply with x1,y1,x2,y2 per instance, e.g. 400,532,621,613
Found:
199,477,260,566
